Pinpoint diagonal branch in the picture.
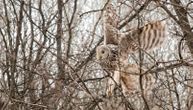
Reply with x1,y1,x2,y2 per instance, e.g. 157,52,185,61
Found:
118,0,152,29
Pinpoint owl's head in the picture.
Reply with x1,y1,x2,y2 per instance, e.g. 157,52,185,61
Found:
96,45,111,60
104,4,116,16
105,4,113,11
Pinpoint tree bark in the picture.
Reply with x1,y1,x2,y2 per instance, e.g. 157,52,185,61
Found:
53,0,64,109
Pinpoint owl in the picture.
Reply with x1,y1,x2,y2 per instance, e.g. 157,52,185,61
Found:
96,44,155,97
101,2,165,98
96,44,120,97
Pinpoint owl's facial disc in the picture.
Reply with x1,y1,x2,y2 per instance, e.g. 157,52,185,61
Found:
96,45,110,61
100,47,110,60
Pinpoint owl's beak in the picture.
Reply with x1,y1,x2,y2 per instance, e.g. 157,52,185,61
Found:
96,56,102,60
99,56,102,60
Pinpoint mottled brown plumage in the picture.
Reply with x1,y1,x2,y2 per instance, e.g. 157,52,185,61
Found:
120,65,155,96
103,4,166,54
119,21,166,64
103,3,120,45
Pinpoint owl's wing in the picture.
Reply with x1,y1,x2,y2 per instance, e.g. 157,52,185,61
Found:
118,29,141,60
103,24,119,45
103,4,120,45
119,21,166,57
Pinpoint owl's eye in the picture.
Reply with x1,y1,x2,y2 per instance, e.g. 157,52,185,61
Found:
101,50,105,54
